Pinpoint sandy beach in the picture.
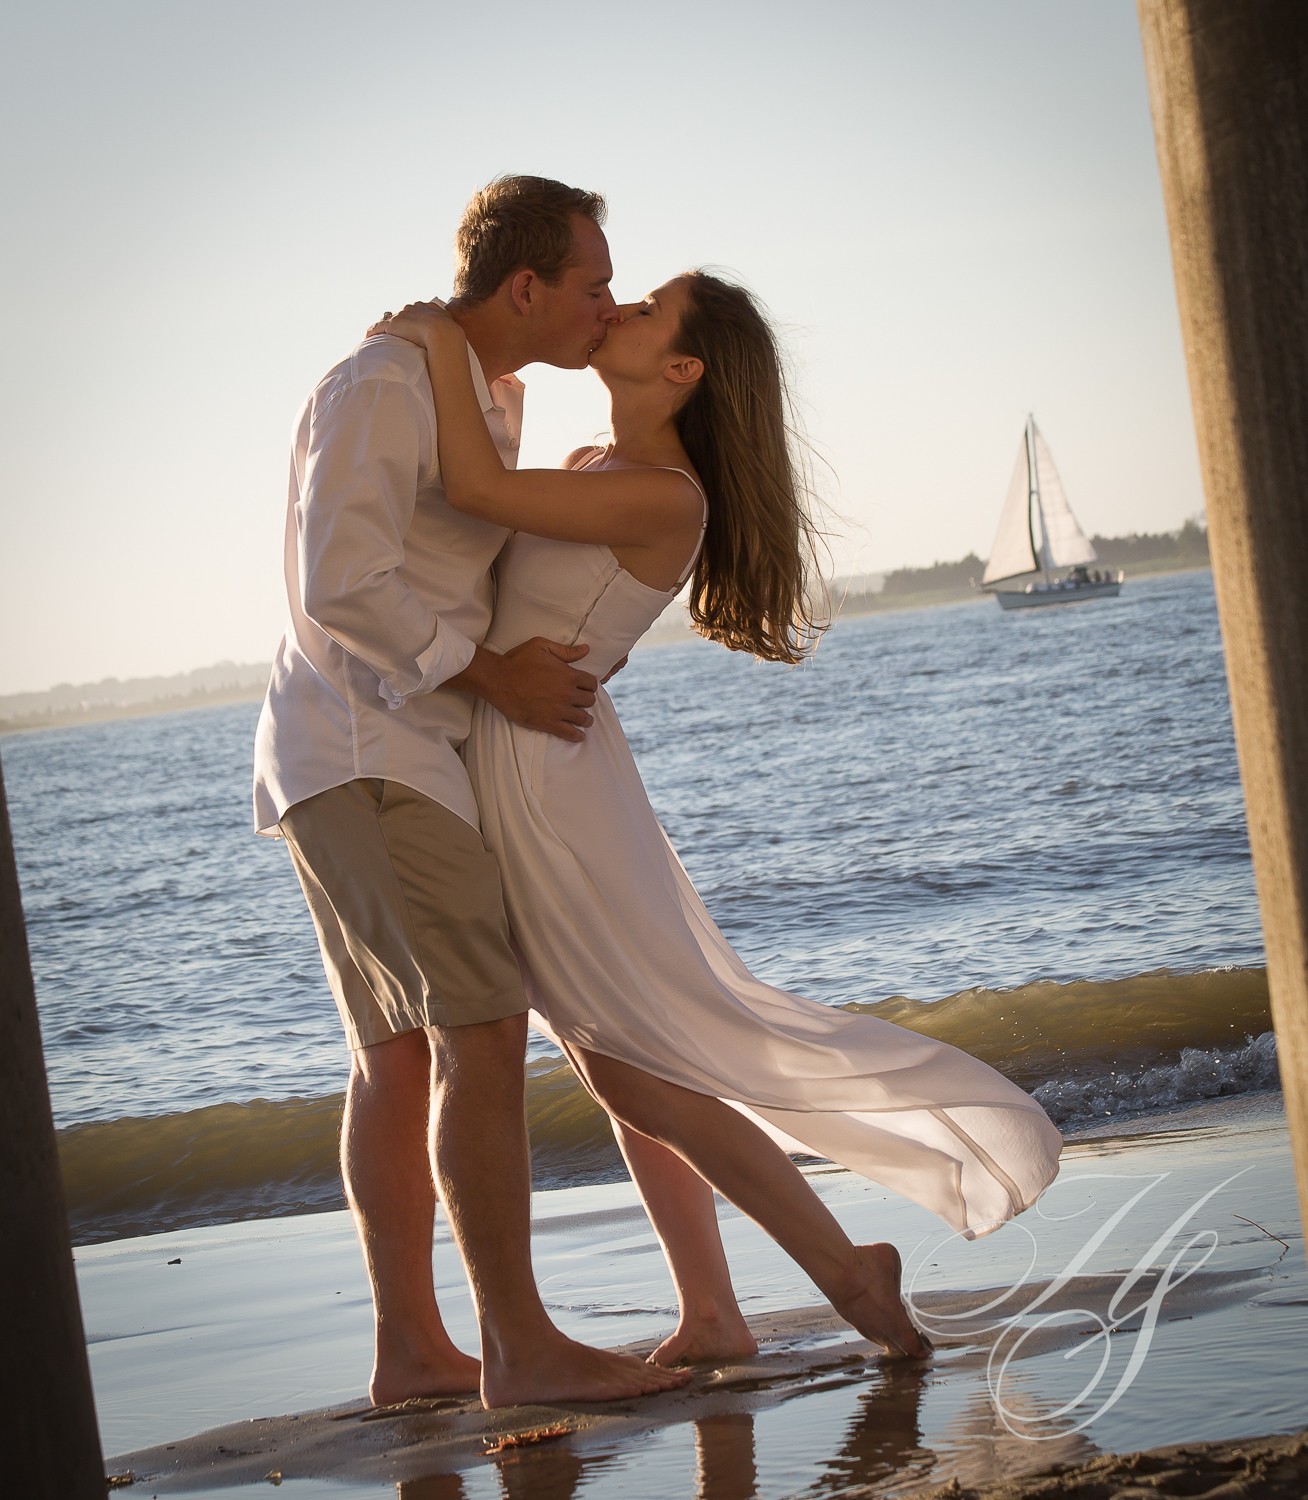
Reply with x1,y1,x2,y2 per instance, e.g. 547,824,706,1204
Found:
85,1092,1306,1497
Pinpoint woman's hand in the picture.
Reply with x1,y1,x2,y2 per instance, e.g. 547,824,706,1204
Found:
367,301,462,349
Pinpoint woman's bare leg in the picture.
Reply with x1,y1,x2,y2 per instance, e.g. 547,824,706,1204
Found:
612,1121,758,1365
574,1047,929,1358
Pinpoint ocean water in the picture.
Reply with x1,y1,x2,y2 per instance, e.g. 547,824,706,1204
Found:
1,571,1275,1243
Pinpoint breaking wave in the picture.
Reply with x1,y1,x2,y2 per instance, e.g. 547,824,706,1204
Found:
61,965,1276,1244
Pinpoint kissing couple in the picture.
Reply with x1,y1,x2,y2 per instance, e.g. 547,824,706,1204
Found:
253,174,1062,1411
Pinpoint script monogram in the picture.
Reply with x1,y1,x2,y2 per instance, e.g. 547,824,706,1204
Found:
903,1166,1255,1438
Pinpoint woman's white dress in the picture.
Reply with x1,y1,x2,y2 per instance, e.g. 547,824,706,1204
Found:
469,511,1062,1239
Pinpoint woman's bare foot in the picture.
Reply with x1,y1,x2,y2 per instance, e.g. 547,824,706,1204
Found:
482,1332,693,1409
649,1305,759,1367
826,1243,932,1359
370,1343,482,1407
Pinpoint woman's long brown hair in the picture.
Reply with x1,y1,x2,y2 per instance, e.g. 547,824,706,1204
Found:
673,271,825,663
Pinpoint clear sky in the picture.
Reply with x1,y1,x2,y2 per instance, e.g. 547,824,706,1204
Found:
0,0,1202,696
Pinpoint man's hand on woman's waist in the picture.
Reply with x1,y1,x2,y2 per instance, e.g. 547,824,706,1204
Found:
450,641,597,741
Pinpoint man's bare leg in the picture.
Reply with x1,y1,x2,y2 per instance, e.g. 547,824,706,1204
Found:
428,1013,691,1408
343,1028,480,1404
611,1123,758,1366
575,1048,930,1359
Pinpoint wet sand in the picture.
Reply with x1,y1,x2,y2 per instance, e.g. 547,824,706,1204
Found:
85,1093,1307,1496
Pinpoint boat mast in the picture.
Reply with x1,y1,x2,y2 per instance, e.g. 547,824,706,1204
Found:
1027,414,1052,587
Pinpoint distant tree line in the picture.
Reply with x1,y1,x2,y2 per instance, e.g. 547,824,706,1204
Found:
1089,517,1210,569
878,554,985,596
878,519,1208,597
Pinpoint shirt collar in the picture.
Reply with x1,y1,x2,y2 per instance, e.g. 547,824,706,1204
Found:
467,344,526,415
466,344,497,414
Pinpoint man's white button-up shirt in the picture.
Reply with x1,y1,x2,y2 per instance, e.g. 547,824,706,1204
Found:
253,334,523,835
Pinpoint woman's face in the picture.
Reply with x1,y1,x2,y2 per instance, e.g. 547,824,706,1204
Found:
590,276,694,384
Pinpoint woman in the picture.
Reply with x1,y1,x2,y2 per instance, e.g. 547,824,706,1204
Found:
373,273,1062,1364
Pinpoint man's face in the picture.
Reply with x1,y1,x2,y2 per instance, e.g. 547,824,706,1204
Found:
527,215,618,369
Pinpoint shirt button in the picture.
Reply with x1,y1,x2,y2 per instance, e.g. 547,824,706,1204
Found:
507,437,519,449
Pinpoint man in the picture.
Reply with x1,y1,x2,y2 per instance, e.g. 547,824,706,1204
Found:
253,176,687,1409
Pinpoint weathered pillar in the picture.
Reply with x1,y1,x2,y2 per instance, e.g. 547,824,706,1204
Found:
1137,1,1308,1234
0,757,106,1496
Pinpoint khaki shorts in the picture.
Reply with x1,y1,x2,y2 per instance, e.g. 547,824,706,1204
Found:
280,778,526,1049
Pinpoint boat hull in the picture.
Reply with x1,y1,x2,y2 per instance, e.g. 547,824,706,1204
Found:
992,580,1123,611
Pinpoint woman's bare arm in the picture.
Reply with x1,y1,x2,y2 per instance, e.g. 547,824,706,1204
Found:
374,305,701,550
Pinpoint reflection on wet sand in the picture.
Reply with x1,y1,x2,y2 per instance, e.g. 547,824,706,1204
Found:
396,1436,623,1500
397,1472,465,1500
112,1226,1299,1497
395,1362,935,1499
927,1381,1100,1494
694,1412,757,1498
809,1364,934,1495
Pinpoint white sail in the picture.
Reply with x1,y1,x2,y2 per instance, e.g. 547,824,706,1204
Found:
1030,423,1098,570
983,416,1100,587
981,430,1038,585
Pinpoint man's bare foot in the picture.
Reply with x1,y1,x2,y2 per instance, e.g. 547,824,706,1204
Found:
370,1344,482,1406
826,1243,932,1359
648,1307,759,1367
482,1333,692,1409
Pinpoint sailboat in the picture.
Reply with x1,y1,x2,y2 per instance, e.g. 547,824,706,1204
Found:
981,415,1124,610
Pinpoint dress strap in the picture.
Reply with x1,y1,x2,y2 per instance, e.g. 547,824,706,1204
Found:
573,445,608,471
574,450,707,590
662,467,709,589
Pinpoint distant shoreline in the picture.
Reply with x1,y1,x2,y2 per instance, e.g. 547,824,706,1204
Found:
0,682,269,736
833,556,1210,621
0,563,1213,736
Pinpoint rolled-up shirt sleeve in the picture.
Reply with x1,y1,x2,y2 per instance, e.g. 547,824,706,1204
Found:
295,374,476,707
